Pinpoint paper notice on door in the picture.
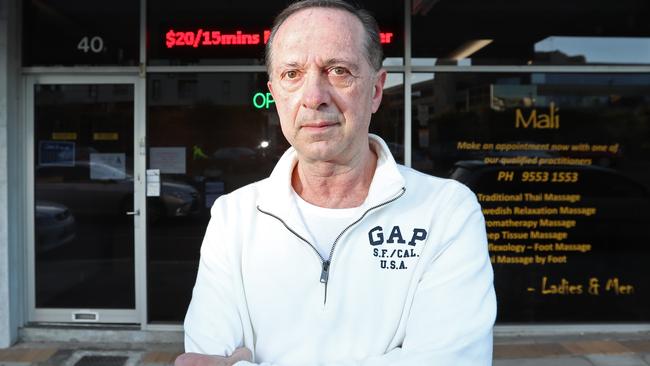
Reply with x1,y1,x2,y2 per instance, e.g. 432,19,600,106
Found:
150,147,186,174
146,169,161,197
90,153,127,180
38,141,76,166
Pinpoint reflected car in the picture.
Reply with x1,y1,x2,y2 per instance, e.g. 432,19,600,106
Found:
212,147,256,160
35,161,201,219
154,180,202,220
210,147,260,174
35,200,76,252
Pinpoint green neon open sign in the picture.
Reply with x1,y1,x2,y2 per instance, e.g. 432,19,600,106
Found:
253,92,275,109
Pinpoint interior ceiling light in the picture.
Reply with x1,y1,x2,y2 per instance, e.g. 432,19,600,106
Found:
448,39,494,60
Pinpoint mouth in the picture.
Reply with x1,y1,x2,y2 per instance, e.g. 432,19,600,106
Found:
300,121,340,131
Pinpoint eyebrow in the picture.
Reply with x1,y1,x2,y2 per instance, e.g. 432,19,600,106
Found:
276,59,360,73
322,58,360,73
278,61,303,70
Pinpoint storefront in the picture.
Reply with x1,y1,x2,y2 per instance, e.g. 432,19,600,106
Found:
1,0,649,346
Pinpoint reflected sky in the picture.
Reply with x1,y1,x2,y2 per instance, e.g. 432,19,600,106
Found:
385,73,406,89
535,37,650,64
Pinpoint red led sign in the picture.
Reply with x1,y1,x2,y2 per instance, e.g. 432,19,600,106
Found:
165,29,394,48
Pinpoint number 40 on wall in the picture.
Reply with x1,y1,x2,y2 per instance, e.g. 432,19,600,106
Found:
77,36,105,53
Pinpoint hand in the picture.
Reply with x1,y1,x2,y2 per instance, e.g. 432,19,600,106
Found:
174,348,253,366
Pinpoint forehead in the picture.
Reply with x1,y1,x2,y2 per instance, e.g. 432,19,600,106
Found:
272,7,366,65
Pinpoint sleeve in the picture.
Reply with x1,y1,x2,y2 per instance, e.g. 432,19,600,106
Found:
183,200,246,356
235,186,497,366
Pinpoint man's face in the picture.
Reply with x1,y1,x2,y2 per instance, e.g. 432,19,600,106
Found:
267,8,386,164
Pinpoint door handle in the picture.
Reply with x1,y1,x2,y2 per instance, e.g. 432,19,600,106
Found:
126,209,140,216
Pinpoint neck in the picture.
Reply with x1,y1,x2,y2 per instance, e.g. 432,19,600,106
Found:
292,145,377,209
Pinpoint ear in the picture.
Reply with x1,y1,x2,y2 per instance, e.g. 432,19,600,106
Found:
267,80,275,99
371,69,387,113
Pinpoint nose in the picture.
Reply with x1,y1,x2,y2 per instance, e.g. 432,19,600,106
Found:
300,71,331,111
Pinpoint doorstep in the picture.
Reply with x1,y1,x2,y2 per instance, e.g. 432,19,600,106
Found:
19,324,183,344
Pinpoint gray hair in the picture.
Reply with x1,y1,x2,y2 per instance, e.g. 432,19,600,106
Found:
265,0,383,76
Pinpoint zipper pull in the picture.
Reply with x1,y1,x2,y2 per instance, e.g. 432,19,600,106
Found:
320,261,330,284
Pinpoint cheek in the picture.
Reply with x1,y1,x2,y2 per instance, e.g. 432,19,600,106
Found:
338,89,372,121
275,100,299,140
348,80,373,105
273,98,292,121
275,92,299,115
278,115,299,145
279,121,294,142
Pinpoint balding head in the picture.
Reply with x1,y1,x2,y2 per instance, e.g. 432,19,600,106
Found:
265,0,383,77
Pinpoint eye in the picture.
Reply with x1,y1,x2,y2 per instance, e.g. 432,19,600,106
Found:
284,70,299,79
330,67,348,76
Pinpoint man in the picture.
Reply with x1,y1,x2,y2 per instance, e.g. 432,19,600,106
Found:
176,1,496,365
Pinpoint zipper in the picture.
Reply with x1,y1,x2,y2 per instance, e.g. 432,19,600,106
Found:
255,207,326,264
320,261,330,283
257,186,406,304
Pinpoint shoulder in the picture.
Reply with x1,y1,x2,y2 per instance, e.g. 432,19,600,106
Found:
398,165,479,209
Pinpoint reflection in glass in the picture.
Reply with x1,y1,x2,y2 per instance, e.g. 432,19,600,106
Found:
412,0,650,66
383,58,404,67
146,72,404,322
34,84,135,309
411,72,650,322
23,1,139,66
535,37,650,65
146,73,280,322
374,74,405,163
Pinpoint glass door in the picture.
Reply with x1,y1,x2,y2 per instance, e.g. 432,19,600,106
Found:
26,75,145,323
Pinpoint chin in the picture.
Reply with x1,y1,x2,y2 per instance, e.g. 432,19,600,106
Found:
299,143,341,162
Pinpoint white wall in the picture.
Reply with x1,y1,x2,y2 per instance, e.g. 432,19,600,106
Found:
0,0,23,349
0,0,11,346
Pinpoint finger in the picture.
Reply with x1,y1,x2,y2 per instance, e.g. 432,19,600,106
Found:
230,348,253,362
174,352,225,366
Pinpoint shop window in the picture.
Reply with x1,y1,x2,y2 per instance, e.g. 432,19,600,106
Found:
152,80,162,101
411,72,650,322
178,80,198,99
22,0,139,66
33,84,136,309
412,0,650,66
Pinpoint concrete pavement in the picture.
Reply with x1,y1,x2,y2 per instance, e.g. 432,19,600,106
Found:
493,335,650,366
1,330,649,365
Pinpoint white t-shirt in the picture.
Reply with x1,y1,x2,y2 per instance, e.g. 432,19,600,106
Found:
292,189,362,260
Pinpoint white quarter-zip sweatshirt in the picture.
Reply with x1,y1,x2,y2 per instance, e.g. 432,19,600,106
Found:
184,134,497,365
